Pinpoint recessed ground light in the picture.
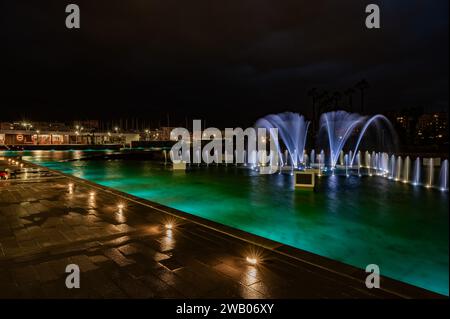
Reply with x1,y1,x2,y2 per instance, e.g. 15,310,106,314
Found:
165,223,173,230
246,256,258,265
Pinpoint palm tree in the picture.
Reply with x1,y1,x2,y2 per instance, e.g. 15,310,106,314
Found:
344,88,355,111
355,79,370,114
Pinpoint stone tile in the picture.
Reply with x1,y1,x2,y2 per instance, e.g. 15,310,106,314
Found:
13,265,39,285
115,224,136,233
89,254,110,265
0,163,436,299
0,282,21,298
69,254,99,272
109,272,155,298
35,261,61,282
139,274,185,298
159,258,184,271
118,243,141,256
83,270,126,298
213,262,260,286
103,248,135,267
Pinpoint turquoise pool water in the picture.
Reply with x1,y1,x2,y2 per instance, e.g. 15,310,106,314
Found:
8,150,449,295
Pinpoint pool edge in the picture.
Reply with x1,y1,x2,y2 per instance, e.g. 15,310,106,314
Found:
20,159,448,299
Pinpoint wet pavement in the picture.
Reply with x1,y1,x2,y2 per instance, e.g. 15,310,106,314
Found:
0,158,441,298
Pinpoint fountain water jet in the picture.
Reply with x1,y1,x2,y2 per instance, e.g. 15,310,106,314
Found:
318,111,366,169
439,159,448,191
344,154,349,177
357,151,362,176
413,157,421,185
395,156,402,181
427,158,434,188
389,155,396,179
256,112,310,169
350,114,398,166
403,156,411,183
374,153,380,175
318,150,325,176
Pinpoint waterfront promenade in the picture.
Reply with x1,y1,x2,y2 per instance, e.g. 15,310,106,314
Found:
0,158,441,298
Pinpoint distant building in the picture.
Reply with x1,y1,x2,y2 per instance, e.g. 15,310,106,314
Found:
386,111,416,145
140,127,178,141
0,120,140,146
386,110,448,146
73,120,100,130
416,113,448,145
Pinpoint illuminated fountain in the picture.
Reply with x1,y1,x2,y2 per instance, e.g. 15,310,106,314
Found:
318,111,366,169
251,109,440,192
256,112,310,170
303,153,309,167
403,156,411,183
310,149,315,166
413,157,421,186
344,154,349,177
395,156,402,181
350,114,398,166
318,150,325,176
427,158,434,188
381,152,389,176
366,152,372,176
357,151,362,176
439,159,448,191
372,152,378,174
372,151,377,172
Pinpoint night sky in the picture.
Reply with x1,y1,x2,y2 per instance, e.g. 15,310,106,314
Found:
1,1,448,127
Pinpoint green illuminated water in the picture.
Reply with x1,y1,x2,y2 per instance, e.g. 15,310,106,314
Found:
11,150,449,295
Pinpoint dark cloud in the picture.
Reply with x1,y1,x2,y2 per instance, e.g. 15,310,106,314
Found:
0,0,448,127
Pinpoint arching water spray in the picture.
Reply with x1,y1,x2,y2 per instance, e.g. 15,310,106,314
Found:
351,114,398,166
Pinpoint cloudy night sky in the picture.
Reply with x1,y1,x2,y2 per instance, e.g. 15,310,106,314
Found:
0,0,448,127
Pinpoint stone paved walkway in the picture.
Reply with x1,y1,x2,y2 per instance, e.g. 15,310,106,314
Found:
0,158,442,298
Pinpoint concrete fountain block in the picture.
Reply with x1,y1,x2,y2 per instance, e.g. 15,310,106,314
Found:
294,171,316,190
172,161,187,170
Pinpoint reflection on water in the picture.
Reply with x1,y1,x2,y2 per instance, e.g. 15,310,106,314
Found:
5,150,449,296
